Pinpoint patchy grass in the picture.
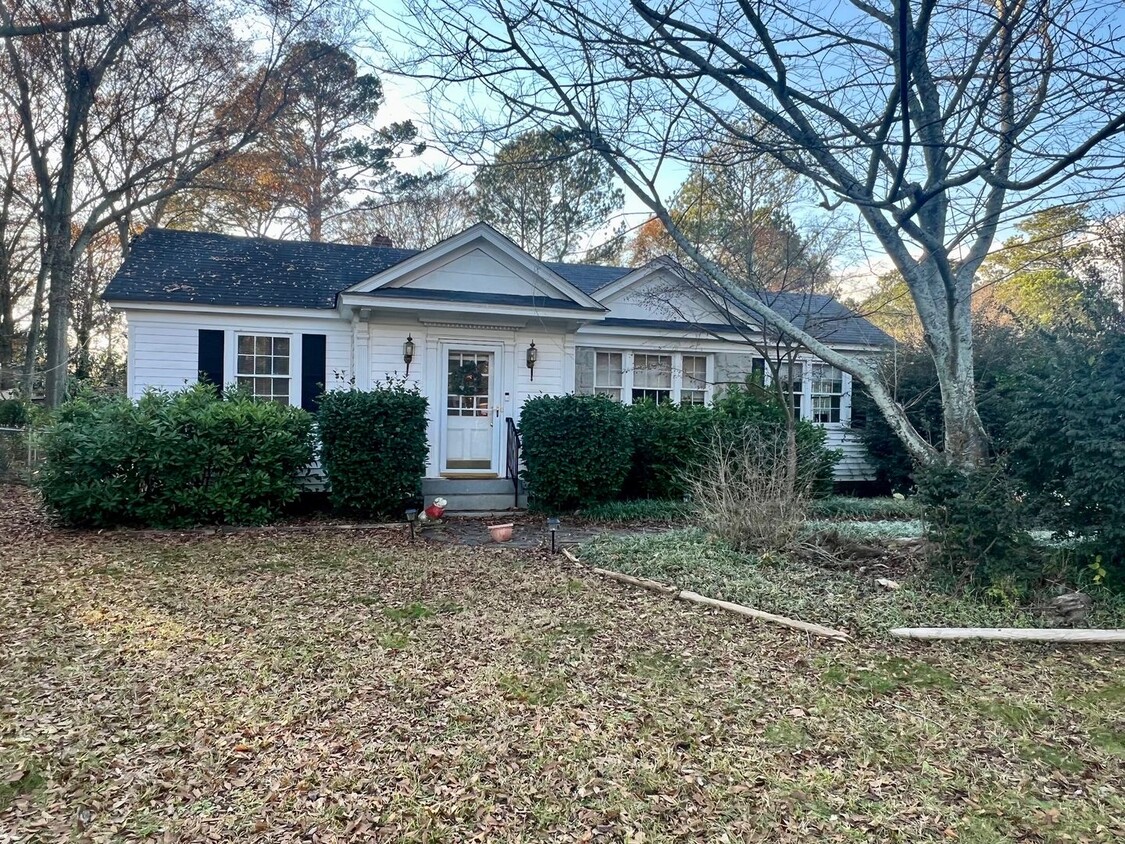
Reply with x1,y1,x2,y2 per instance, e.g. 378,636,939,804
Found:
579,496,920,525
2,484,1124,842
807,495,921,520
580,529,1125,635
578,498,694,523
802,518,925,541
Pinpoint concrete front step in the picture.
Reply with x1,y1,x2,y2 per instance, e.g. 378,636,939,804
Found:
422,477,527,512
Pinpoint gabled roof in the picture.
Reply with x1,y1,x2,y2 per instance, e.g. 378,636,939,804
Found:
589,257,893,347
103,227,891,346
340,223,605,312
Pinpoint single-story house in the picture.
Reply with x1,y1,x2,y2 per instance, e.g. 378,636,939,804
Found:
103,224,891,510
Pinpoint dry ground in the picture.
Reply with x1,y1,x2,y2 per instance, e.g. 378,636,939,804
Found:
1,486,1123,843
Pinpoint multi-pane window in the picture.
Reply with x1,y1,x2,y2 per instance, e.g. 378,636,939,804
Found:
236,335,290,404
447,351,491,416
581,349,711,405
810,363,844,423
632,354,673,403
594,351,623,400
777,362,803,419
681,355,708,405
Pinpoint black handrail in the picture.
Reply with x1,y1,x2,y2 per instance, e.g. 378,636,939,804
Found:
505,416,521,508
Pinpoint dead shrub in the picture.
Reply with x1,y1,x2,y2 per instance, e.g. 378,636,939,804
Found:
687,424,813,552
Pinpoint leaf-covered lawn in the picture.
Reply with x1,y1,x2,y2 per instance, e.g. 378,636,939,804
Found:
2,487,1123,842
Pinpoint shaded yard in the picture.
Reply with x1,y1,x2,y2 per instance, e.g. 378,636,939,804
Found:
1,486,1123,842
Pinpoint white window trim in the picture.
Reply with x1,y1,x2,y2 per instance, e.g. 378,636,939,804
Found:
588,349,715,406
763,357,852,428
229,331,300,406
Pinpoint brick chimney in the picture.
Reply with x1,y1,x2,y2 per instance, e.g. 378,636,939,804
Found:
370,233,394,248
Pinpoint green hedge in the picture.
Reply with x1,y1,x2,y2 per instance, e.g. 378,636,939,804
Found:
520,388,840,511
712,385,840,498
37,385,314,527
317,386,429,518
0,398,30,427
622,400,714,499
519,394,632,511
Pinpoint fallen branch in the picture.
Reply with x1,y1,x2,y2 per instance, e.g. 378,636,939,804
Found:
890,627,1125,643
563,548,847,640
590,567,679,596
678,590,850,640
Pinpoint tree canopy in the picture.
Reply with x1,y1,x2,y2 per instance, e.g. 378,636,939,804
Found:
404,0,1125,468
473,127,623,261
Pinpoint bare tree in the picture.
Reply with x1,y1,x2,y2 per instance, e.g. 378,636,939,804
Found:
336,173,472,249
1,0,339,406
401,0,1125,469
0,0,107,38
0,100,39,392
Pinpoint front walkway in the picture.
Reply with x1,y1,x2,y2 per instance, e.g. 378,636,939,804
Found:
417,515,663,549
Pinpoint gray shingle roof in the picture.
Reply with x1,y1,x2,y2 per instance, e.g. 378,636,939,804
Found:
104,227,890,346
103,228,417,309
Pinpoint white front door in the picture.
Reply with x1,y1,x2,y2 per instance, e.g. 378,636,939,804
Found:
443,348,499,474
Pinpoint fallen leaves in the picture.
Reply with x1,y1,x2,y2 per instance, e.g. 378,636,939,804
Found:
0,483,1123,842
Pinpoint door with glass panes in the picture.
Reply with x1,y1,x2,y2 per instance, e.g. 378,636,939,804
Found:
443,349,499,473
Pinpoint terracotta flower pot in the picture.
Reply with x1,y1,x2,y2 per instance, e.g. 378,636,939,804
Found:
488,523,514,542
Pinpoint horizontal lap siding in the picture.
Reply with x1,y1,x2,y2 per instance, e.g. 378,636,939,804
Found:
124,309,352,399
827,427,875,482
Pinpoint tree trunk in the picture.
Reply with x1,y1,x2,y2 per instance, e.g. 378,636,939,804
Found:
20,259,47,397
926,292,988,468
42,213,74,408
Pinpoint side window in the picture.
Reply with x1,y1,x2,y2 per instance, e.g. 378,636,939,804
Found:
810,363,844,423
236,335,291,404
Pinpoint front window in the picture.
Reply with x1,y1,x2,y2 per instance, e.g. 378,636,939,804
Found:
632,354,673,403
594,351,623,400
777,362,803,419
681,355,708,405
579,349,712,405
236,335,290,404
811,363,844,423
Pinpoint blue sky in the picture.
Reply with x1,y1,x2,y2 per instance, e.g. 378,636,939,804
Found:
358,0,1125,290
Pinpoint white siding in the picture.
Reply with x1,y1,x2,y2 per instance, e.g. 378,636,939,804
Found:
363,319,568,476
827,427,875,482
124,308,353,402
386,247,562,298
597,271,730,324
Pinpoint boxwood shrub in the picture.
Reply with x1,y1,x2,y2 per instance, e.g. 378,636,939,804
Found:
37,385,315,527
519,394,632,511
317,385,429,518
622,400,714,500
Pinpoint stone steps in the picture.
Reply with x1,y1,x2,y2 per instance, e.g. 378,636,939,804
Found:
421,477,527,512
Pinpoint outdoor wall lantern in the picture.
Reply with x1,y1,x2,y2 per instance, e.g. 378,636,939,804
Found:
526,341,538,381
547,516,560,554
403,334,415,376
405,507,418,541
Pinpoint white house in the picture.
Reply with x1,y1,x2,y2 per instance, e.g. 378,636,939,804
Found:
104,224,890,510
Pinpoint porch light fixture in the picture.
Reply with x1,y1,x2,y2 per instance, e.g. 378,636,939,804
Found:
402,334,416,376
526,341,538,381
547,516,560,554
405,507,418,540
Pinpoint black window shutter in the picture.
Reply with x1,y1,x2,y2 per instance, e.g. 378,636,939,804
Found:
198,329,225,391
301,334,327,412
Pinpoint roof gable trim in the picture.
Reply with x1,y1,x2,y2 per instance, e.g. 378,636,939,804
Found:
343,223,605,310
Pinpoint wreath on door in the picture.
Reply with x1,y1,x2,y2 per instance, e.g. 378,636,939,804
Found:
450,361,485,396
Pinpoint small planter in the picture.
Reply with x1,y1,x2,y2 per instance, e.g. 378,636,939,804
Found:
488,523,514,542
